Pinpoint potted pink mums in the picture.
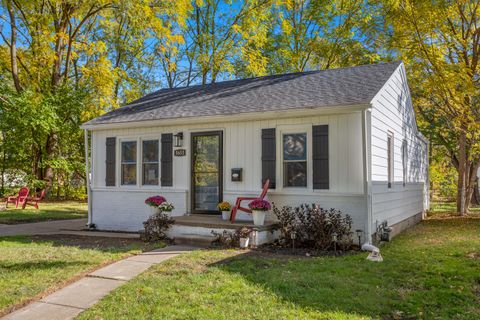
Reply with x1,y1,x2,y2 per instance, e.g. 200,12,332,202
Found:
145,195,167,215
248,199,271,226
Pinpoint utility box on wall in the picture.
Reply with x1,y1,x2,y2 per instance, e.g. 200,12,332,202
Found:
231,168,242,182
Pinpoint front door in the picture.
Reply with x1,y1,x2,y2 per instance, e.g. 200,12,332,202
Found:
191,131,223,214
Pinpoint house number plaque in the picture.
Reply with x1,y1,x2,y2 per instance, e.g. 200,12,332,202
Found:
174,149,186,157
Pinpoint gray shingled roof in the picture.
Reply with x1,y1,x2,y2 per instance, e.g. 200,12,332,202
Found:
83,61,401,127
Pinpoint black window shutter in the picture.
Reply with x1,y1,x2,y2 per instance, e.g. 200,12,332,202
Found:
261,128,276,189
161,133,173,186
105,137,116,186
313,125,329,189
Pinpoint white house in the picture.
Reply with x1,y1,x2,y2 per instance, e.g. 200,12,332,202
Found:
81,61,429,244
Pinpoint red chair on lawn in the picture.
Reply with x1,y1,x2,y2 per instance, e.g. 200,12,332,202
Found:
5,187,30,209
24,189,46,209
230,179,270,222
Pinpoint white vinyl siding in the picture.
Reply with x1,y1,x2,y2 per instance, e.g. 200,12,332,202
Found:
91,112,364,194
89,111,367,231
370,63,429,231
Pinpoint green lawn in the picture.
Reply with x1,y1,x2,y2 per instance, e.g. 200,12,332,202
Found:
79,216,480,320
428,201,480,220
0,235,158,316
0,201,87,224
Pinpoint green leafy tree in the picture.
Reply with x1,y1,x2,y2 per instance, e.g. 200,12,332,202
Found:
380,0,480,214
0,0,190,196
263,0,380,73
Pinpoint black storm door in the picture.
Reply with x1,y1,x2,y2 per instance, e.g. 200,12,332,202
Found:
191,131,223,214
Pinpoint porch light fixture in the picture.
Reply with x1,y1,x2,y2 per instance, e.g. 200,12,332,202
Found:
174,132,184,147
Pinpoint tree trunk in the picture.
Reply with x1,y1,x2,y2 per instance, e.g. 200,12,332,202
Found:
465,159,480,209
456,133,467,215
472,177,480,205
6,0,22,93
43,133,58,191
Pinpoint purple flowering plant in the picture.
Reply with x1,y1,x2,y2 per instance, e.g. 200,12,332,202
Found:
145,195,166,207
248,199,271,211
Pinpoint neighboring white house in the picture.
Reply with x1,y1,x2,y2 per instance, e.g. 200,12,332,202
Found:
81,61,429,243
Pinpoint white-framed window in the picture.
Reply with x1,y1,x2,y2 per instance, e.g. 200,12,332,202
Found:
121,140,137,185
387,132,394,188
142,139,159,185
283,132,307,187
402,139,408,187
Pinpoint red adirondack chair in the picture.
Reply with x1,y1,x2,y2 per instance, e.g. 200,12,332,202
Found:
230,179,270,222
24,189,46,209
5,187,30,209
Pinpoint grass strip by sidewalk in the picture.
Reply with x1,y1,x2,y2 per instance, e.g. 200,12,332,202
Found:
0,235,159,316
79,216,480,320
0,201,87,224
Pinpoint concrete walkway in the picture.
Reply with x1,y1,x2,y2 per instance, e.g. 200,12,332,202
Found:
0,219,86,237
2,245,197,320
0,219,139,238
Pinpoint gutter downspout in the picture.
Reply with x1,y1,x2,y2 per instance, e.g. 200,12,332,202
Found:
84,129,92,226
362,108,373,243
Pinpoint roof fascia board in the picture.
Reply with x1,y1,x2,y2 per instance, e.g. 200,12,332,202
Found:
81,104,369,131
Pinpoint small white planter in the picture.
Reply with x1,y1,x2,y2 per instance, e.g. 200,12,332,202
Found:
149,206,161,215
239,237,250,248
222,211,231,220
162,210,172,216
252,210,266,226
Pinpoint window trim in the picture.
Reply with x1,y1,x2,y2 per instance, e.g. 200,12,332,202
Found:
387,132,394,189
141,139,160,186
277,125,312,191
120,139,138,186
402,139,408,187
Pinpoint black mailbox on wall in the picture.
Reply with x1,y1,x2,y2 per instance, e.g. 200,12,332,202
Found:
231,168,242,182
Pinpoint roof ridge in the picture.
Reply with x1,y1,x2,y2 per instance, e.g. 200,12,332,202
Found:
128,61,401,107
83,61,403,127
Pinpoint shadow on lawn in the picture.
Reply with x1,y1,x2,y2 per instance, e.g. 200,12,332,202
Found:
210,250,393,318
207,219,480,319
1,235,153,254
29,234,155,253
2,260,91,271
1,208,86,215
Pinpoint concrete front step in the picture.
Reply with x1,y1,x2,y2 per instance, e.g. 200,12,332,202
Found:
173,234,215,246
168,223,280,246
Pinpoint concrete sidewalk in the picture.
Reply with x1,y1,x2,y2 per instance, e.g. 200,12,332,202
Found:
2,245,198,320
0,219,139,238
0,219,86,236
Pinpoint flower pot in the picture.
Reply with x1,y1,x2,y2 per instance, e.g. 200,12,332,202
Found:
252,210,266,226
150,206,161,215
239,237,250,248
222,211,231,220
162,210,172,216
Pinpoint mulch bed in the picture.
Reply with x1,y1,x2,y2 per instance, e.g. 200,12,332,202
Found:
209,241,362,258
253,242,361,257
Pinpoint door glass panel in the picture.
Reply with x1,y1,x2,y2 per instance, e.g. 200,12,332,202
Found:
192,134,221,212
194,173,219,211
